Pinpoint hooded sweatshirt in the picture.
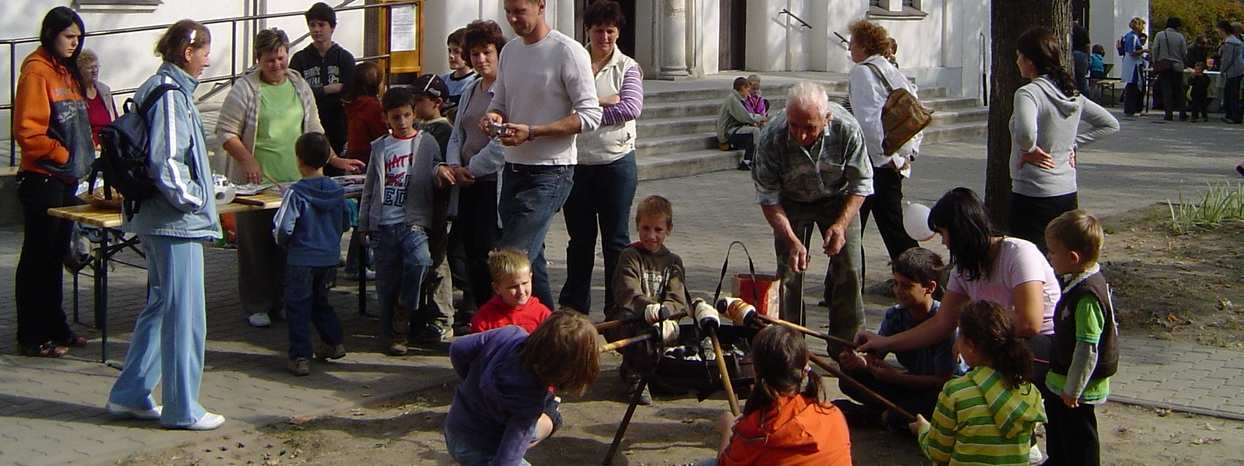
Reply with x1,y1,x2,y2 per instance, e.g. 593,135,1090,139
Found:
918,366,1047,466
718,395,853,466
445,326,549,466
1009,76,1119,198
1220,35,1244,79
14,47,94,183
607,243,688,323
272,176,350,267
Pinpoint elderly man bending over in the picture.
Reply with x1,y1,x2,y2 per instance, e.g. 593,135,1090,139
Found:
752,82,873,351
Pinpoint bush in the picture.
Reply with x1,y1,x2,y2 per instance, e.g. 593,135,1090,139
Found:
1152,0,1244,43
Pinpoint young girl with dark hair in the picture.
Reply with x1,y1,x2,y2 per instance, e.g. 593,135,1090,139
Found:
910,301,1047,465
1009,27,1118,252
708,325,852,466
13,6,94,357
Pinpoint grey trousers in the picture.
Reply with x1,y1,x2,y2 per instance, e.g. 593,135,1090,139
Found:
236,210,285,318
774,197,864,346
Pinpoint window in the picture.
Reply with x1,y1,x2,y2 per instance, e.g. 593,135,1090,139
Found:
867,0,927,20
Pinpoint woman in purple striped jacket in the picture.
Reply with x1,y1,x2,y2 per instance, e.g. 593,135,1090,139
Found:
560,0,644,316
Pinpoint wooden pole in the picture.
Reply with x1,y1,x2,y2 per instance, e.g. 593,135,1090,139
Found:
707,327,741,416
596,311,688,333
807,353,916,422
599,332,655,353
755,314,857,350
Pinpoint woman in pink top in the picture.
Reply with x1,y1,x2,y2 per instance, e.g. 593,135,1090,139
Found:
856,187,1059,368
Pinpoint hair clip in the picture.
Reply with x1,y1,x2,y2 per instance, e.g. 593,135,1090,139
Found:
188,28,197,44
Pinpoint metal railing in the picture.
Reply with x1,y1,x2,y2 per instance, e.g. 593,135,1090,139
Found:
2,1,416,167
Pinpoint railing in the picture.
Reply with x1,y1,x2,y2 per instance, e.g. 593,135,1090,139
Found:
778,9,813,31
1,1,416,167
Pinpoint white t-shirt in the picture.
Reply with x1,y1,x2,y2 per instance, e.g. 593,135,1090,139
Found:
947,237,1061,335
378,134,415,226
488,30,603,166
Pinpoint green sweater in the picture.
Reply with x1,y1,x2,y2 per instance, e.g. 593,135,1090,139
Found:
918,366,1047,466
716,89,763,144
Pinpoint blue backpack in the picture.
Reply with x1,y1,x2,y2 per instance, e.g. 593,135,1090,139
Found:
91,82,187,219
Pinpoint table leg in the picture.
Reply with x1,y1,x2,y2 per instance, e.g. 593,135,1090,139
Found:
358,259,368,316
603,379,647,465
94,234,109,364
73,269,80,324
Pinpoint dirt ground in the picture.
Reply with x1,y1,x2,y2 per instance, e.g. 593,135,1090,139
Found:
119,351,1244,466
1100,205,1244,349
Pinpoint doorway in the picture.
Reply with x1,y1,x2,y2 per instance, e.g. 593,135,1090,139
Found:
719,0,745,70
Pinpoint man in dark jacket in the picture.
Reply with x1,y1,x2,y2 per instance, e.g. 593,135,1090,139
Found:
290,2,356,157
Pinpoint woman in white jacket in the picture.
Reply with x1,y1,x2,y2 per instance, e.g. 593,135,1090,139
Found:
847,20,920,263
1009,27,1119,251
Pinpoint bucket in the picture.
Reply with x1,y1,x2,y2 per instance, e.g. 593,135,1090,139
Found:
735,273,779,317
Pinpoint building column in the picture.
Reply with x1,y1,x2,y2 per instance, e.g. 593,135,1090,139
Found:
659,0,690,78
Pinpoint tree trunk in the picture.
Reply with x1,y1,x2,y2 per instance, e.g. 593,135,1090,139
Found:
985,0,1073,228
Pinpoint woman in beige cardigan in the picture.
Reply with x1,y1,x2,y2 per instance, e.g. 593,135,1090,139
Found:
216,28,363,327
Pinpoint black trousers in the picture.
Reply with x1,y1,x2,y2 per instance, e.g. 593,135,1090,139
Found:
1043,394,1101,466
1225,75,1243,122
860,165,917,262
15,172,77,347
1158,68,1186,118
1123,82,1144,115
838,369,940,427
1009,192,1078,253
451,177,501,323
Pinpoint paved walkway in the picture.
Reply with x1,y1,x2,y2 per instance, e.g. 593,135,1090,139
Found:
2,108,1243,465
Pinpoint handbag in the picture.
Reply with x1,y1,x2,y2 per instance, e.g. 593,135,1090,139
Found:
863,62,933,156
1153,31,1174,72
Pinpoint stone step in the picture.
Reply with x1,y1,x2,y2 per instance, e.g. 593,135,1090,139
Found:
642,82,949,105
636,105,988,140
637,148,743,181
642,94,976,121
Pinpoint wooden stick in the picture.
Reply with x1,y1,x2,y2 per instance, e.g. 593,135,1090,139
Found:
599,332,655,353
756,314,857,350
595,311,688,333
807,353,916,422
707,327,741,416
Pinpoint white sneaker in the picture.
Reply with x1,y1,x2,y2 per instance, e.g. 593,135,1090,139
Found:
179,412,226,431
1028,444,1045,465
105,402,162,420
247,312,272,327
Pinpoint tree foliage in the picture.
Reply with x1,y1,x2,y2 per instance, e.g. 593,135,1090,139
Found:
1152,0,1244,42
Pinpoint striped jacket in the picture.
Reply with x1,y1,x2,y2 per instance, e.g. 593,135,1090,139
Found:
918,366,1047,466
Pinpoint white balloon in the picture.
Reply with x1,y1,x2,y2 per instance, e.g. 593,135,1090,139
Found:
903,202,936,242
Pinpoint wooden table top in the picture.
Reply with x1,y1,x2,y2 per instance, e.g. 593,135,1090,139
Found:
48,200,266,229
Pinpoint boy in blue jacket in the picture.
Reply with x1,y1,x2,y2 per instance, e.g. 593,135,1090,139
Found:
273,132,351,376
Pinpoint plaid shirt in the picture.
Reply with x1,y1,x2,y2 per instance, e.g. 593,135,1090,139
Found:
751,102,873,205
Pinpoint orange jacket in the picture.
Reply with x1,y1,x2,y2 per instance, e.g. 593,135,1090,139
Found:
14,47,94,181
719,395,853,466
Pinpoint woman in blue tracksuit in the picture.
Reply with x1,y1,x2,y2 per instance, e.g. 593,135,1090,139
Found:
105,20,225,431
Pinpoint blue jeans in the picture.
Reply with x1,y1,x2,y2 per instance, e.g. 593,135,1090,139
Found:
498,164,575,308
108,235,208,427
372,224,432,339
559,152,637,314
284,265,344,360
443,426,534,466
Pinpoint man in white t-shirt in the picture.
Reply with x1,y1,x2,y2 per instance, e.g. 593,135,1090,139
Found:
482,0,603,307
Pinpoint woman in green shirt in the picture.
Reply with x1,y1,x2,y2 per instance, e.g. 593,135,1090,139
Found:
216,28,364,327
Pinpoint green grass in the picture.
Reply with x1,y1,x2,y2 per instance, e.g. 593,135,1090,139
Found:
1166,183,1244,235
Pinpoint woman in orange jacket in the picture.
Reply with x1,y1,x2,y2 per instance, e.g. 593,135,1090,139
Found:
706,325,854,466
13,7,94,357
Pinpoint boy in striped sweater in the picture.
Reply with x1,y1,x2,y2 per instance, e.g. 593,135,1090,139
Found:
910,301,1047,465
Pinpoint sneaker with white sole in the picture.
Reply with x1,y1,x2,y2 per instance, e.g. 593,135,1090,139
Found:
106,402,162,420
1028,444,1045,465
247,312,272,328
176,412,226,431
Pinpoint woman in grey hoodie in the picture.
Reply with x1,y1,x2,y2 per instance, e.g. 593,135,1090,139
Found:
1217,20,1244,124
1009,28,1119,252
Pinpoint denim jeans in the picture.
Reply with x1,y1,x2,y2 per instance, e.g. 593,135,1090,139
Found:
372,223,432,339
774,197,864,350
284,265,344,360
108,235,208,427
443,425,534,466
559,152,637,314
498,164,575,308
728,126,759,164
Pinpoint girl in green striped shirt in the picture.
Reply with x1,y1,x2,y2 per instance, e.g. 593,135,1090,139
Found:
909,301,1047,465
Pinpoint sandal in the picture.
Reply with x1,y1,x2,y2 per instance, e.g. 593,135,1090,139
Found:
20,341,68,358
62,335,88,348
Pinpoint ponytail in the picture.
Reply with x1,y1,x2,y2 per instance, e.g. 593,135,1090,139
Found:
743,326,822,415
959,301,1033,388
1017,27,1080,97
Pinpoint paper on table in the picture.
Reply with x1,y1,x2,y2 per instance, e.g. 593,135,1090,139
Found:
235,183,273,196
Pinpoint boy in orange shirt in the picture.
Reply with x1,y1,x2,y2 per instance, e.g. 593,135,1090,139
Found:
469,248,552,334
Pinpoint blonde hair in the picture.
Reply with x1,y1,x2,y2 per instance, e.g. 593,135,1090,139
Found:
635,195,673,229
487,248,531,283
1045,209,1104,265
520,311,600,395
78,49,98,67
1129,17,1146,31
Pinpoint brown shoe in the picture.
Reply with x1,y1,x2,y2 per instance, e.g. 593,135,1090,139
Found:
287,358,311,376
386,340,408,356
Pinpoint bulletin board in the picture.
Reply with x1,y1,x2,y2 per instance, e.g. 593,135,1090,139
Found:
378,0,423,74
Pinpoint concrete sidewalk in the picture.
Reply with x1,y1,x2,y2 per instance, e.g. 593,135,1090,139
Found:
2,109,1242,465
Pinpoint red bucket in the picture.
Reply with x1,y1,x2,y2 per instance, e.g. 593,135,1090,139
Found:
735,273,779,317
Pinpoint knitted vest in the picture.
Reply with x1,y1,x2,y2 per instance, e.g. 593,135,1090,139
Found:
1050,271,1119,379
